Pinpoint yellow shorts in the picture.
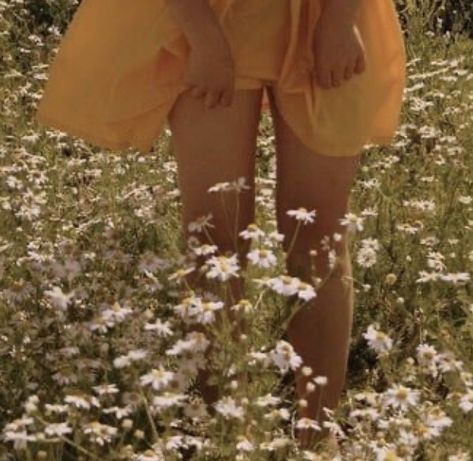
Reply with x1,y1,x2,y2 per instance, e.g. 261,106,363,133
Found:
36,0,407,157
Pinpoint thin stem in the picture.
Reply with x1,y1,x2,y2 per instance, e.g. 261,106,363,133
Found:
138,388,160,443
219,192,236,250
234,189,241,254
286,220,302,260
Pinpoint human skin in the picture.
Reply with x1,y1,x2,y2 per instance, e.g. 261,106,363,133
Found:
166,0,365,108
166,0,365,451
315,0,366,89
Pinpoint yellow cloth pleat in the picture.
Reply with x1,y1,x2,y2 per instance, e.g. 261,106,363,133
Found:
35,0,407,156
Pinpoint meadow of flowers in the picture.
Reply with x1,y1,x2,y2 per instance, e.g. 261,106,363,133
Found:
0,1,472,460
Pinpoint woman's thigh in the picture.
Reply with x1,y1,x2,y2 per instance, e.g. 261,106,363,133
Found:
167,87,264,254
265,86,361,262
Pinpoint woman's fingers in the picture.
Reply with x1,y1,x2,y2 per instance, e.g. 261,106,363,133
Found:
344,61,355,81
316,66,332,89
331,65,345,87
189,85,234,109
203,89,222,109
354,52,366,74
219,88,234,107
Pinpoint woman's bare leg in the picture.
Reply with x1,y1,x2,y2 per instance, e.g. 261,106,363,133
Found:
167,87,264,405
266,86,361,450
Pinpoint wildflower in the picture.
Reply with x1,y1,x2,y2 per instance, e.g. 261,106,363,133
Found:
356,242,379,268
44,422,73,437
168,266,195,283
339,212,364,233
267,230,285,246
44,285,75,311
44,404,68,415
83,421,117,446
1,417,36,450
23,395,39,414
383,384,420,411
191,243,218,257
295,417,321,432
448,450,471,461
187,213,215,233
372,444,403,461
270,340,303,373
458,388,473,413
64,393,100,410
362,324,393,356
436,350,464,373
92,383,119,396
214,396,245,420
230,176,251,193
102,301,133,322
286,207,317,224
268,275,300,296
254,393,281,407
167,332,210,358
205,254,240,282
135,449,165,461
192,299,224,324
137,251,168,273
423,405,453,433
247,247,277,268
236,435,255,452
208,181,231,193
140,366,176,392
440,272,471,285
313,375,328,386
102,405,133,419
144,318,173,336
297,281,317,301
239,223,265,241
152,392,187,410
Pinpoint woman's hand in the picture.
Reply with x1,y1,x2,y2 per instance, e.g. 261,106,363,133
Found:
311,12,367,90
185,35,236,109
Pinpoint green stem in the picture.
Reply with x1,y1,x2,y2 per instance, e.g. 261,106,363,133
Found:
286,220,302,260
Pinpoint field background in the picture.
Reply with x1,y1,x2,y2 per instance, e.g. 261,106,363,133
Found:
0,1,472,460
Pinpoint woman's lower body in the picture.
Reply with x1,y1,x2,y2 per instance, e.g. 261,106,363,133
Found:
167,82,361,450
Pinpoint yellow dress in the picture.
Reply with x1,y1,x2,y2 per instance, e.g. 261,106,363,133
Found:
35,0,407,157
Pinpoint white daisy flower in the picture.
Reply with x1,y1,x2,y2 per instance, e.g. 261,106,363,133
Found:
270,340,303,373
205,254,240,282
144,318,174,337
192,299,224,324
152,392,187,410
247,248,277,268
268,275,300,297
44,285,75,311
187,213,215,233
383,383,420,411
295,417,321,432
239,223,266,241
214,395,245,420
139,366,175,392
44,422,73,437
83,421,117,446
286,207,317,224
339,212,364,233
458,388,473,413
362,324,393,356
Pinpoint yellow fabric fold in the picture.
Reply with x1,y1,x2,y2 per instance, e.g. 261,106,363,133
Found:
36,0,406,156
